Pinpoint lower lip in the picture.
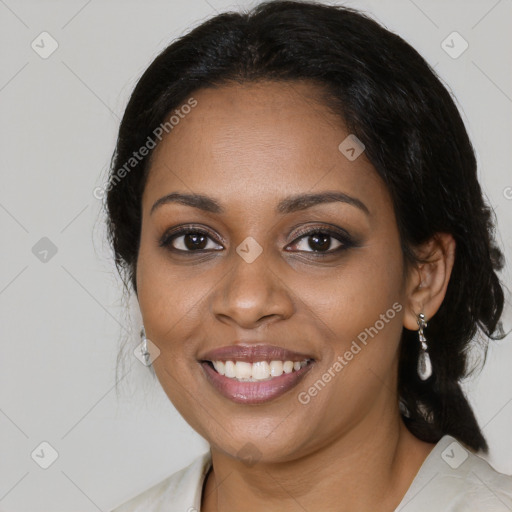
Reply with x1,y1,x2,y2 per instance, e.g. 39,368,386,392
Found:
200,361,314,404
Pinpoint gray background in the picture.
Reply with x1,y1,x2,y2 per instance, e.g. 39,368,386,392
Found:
1,0,511,510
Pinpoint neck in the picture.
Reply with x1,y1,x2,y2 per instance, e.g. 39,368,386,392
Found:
201,413,435,512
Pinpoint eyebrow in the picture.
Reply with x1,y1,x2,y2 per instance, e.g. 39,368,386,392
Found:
150,190,370,216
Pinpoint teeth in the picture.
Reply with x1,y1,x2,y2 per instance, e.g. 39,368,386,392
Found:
214,360,225,375
235,361,252,379
283,361,294,374
253,361,272,380
224,360,236,378
211,359,310,381
269,360,283,377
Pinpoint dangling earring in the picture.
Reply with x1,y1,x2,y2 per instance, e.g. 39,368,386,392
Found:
417,313,432,380
140,327,151,366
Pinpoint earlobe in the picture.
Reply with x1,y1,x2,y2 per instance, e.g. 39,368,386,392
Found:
403,233,456,331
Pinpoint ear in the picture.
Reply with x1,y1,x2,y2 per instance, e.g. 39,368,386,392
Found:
403,233,456,331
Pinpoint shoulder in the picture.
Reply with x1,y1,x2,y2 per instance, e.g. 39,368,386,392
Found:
451,446,512,510
397,435,512,512
110,451,212,512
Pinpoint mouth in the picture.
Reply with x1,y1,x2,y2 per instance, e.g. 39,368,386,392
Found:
198,344,315,404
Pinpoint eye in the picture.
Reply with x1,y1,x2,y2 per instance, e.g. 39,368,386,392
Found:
159,227,223,253
287,227,353,254
159,224,355,255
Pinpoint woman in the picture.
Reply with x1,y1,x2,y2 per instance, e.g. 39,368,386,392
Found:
107,1,511,510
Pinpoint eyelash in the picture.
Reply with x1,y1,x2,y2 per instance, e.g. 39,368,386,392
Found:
159,224,356,256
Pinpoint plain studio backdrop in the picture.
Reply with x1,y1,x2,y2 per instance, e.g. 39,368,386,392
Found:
1,0,511,510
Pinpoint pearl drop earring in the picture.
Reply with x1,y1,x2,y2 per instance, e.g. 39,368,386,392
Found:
417,313,432,380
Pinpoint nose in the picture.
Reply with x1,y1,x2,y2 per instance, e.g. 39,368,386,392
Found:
210,249,295,329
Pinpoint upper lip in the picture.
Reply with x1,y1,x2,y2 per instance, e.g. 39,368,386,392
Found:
199,343,315,363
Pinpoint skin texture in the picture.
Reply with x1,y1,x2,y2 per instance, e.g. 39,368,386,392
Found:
136,81,456,511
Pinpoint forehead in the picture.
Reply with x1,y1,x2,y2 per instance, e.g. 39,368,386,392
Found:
143,81,385,215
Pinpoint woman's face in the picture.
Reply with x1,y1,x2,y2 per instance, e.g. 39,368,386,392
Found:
136,81,411,462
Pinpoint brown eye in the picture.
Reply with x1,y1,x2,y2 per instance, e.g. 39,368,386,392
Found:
160,228,223,252
294,232,342,252
287,227,354,254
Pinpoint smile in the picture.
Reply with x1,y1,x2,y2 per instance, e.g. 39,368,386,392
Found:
198,343,315,404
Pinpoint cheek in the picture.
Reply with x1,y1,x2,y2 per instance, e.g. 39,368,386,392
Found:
305,237,405,371
290,247,405,429
135,227,207,359
136,245,212,427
